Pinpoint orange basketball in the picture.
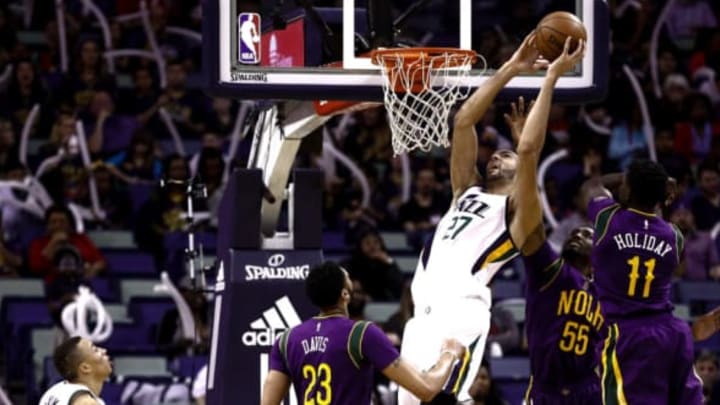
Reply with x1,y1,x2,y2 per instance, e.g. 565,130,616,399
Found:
534,11,587,62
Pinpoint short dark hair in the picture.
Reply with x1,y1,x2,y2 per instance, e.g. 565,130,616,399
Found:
44,204,76,230
53,337,84,381
305,262,346,309
627,159,669,208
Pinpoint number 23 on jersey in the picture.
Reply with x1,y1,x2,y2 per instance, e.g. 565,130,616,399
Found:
302,363,332,405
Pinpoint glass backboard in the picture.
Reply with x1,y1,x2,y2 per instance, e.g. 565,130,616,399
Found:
203,0,608,102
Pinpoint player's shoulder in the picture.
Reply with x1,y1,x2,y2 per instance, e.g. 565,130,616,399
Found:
71,393,101,405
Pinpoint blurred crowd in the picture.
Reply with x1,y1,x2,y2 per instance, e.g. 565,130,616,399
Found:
0,0,720,403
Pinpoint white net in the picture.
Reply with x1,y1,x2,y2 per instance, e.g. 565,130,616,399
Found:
374,49,486,155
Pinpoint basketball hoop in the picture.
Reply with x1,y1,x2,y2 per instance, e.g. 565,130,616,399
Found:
371,47,484,155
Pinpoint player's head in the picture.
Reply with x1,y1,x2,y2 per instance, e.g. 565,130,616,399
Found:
53,337,112,383
485,149,518,185
561,226,594,275
622,159,669,210
694,350,719,390
306,261,353,314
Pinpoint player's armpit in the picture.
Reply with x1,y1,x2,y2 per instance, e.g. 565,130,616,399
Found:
381,354,455,402
70,394,101,405
260,370,291,405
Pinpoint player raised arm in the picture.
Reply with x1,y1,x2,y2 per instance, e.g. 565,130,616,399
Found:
451,32,547,201
509,38,585,255
382,338,466,402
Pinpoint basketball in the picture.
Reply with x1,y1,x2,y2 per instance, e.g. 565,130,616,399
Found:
534,11,587,62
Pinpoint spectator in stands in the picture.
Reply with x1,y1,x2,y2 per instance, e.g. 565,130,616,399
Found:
384,281,413,346
654,73,691,128
486,305,520,357
0,117,16,172
348,279,369,321
0,59,48,132
134,154,190,269
189,132,228,176
666,0,718,51
670,204,720,280
674,93,720,164
162,60,207,138
38,110,77,160
44,242,87,337
204,97,238,136
117,65,165,127
339,185,378,244
0,217,21,277
608,104,648,170
696,350,720,402
157,277,210,360
461,359,509,405
191,148,224,228
63,37,115,111
84,90,140,156
690,162,720,231
28,204,106,283
91,165,132,229
0,159,48,253
655,126,693,191
398,168,448,251
105,130,163,182
342,230,403,301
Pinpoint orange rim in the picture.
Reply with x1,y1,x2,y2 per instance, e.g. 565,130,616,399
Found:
370,47,477,93
370,47,478,68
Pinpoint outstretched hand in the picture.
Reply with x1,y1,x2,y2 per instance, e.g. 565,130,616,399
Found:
548,37,586,78
504,96,535,147
507,32,549,74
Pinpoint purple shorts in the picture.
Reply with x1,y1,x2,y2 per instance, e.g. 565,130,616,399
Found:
601,314,703,405
526,375,602,405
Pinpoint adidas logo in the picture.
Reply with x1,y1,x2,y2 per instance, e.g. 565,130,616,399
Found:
242,296,301,346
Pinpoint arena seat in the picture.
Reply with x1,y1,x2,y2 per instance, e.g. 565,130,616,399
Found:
88,230,137,249
105,251,156,278
489,357,530,380
103,323,157,354
169,355,208,379
127,297,175,326
365,302,399,323
380,232,413,252
395,256,418,273
673,303,691,321
112,356,170,377
0,279,44,306
89,278,120,303
494,298,526,324
104,303,131,323
120,280,161,303
491,280,523,301
31,328,55,388
676,281,720,314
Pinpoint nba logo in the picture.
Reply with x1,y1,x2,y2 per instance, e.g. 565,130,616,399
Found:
238,13,261,64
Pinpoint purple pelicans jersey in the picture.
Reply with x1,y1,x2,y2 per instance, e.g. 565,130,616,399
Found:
588,197,703,405
589,198,681,320
269,314,400,405
522,242,603,404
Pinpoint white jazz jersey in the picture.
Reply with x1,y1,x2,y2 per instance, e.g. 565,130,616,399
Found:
39,381,106,405
411,186,519,311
